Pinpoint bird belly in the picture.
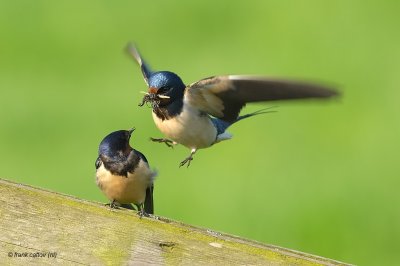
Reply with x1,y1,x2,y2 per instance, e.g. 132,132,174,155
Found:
152,107,217,149
96,160,154,204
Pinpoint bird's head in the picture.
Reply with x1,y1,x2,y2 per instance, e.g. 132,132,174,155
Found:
139,71,185,109
98,129,135,158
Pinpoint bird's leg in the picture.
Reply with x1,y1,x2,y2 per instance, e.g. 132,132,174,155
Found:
179,149,197,168
135,203,150,218
150,137,176,148
106,199,120,209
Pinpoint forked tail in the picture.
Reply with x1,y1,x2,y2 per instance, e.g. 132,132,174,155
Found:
237,106,277,122
212,106,277,135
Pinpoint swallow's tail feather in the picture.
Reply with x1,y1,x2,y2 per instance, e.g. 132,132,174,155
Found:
212,106,277,136
236,106,277,122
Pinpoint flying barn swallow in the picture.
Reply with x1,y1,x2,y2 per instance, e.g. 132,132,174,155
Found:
126,44,338,167
95,128,156,215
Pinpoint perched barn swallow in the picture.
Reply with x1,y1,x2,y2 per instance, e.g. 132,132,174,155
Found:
95,128,156,215
126,44,338,167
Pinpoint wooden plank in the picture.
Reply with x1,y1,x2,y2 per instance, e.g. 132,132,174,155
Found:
0,178,351,265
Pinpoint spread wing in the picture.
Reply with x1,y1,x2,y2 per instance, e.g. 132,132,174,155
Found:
126,43,152,86
184,75,338,122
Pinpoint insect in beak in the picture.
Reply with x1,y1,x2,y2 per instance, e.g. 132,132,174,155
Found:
138,92,169,108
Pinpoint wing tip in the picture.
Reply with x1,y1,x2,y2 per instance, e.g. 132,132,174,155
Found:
319,86,341,98
144,185,154,214
316,81,343,99
229,75,342,99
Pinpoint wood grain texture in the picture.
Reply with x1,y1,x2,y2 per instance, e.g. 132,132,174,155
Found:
0,178,351,265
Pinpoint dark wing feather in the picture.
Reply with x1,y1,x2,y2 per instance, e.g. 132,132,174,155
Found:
144,185,154,214
126,43,152,86
185,75,338,122
95,156,102,169
134,149,154,215
134,149,149,164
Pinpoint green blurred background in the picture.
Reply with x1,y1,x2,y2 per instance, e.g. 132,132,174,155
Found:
1,1,399,264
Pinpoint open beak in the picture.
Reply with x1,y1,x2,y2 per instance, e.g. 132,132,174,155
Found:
147,87,170,99
138,87,171,107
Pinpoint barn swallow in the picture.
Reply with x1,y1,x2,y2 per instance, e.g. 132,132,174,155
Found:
95,128,156,215
126,44,338,167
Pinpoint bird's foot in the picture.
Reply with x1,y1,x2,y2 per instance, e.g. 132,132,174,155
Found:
150,137,176,148
136,204,150,218
179,149,197,168
106,200,120,209
138,209,150,218
179,154,194,168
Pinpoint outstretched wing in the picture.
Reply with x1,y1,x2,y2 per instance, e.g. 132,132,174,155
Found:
184,75,338,122
126,43,152,86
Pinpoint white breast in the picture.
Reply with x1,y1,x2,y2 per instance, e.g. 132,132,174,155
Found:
96,160,155,204
152,104,217,149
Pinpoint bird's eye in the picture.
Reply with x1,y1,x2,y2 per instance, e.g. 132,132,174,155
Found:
158,87,171,94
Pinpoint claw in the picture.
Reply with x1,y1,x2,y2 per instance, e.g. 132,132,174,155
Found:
179,156,193,168
150,137,175,148
179,149,197,168
106,200,120,209
136,204,150,218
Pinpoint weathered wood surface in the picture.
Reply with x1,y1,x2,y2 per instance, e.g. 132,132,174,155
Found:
0,178,351,265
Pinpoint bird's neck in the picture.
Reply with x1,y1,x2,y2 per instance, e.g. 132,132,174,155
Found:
153,98,183,121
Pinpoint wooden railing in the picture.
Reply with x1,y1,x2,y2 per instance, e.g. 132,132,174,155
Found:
0,178,351,265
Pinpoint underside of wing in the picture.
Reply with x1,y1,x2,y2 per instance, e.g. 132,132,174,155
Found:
185,75,338,122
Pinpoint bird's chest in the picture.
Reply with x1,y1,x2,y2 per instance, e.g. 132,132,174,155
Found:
152,106,217,149
96,161,153,204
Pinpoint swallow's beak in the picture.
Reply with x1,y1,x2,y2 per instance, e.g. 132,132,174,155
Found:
128,127,136,136
149,86,171,99
138,87,170,108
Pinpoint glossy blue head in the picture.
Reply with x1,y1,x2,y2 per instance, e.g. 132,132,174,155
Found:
148,71,186,103
98,129,134,157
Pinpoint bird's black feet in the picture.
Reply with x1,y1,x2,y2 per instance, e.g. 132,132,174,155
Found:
150,137,175,148
138,209,150,218
179,156,193,168
106,200,120,209
136,204,150,218
179,149,197,168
